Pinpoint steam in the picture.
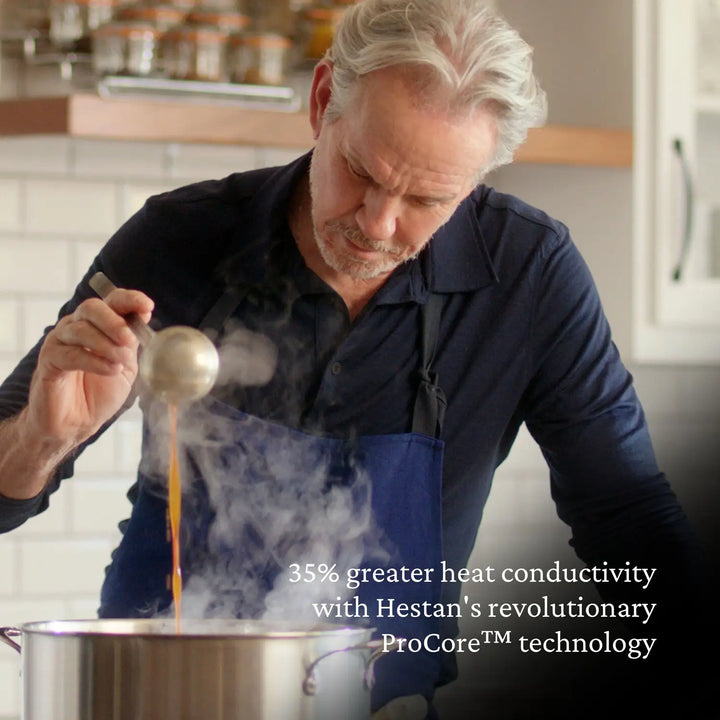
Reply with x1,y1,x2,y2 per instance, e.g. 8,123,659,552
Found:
180,409,387,622
140,323,388,625
214,322,278,388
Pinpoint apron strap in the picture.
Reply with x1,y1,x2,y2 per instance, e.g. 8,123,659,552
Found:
200,287,249,337
411,294,447,438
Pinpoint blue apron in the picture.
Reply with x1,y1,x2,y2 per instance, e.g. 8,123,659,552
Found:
99,291,448,712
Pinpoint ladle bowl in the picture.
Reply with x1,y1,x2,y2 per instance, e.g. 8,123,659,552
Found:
89,272,219,404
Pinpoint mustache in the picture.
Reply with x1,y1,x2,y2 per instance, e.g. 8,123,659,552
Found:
326,222,402,256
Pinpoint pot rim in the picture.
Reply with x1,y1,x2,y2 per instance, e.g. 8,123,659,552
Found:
17,618,374,640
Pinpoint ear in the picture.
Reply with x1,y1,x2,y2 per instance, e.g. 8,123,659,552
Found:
309,60,334,141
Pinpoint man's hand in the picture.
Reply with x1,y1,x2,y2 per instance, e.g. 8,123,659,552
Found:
27,287,152,441
0,285,153,500
371,695,428,720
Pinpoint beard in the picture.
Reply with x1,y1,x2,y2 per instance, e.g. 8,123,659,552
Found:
317,222,410,280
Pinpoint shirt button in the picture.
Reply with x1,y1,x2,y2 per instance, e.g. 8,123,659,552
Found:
330,361,342,375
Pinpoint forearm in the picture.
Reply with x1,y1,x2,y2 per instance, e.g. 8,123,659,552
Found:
0,408,75,501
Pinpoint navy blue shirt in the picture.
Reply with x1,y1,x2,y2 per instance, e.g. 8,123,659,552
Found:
0,153,705,658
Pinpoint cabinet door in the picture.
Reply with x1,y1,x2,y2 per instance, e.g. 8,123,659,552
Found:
634,0,720,363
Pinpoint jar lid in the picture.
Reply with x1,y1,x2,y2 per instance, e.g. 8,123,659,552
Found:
52,0,120,5
164,25,228,43
93,20,162,38
193,0,237,8
117,4,188,23
186,10,251,30
231,32,292,48
302,7,346,21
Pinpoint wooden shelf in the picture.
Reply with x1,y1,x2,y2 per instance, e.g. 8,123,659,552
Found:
0,94,633,167
0,94,315,148
517,124,632,167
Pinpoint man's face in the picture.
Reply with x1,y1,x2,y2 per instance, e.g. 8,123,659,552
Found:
307,65,497,281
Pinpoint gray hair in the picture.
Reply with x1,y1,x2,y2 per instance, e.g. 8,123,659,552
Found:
325,0,547,172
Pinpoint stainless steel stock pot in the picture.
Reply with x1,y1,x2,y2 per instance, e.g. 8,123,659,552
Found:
0,618,391,720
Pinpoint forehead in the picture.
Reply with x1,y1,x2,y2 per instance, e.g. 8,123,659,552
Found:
337,67,496,194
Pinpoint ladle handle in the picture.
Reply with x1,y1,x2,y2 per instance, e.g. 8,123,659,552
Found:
89,272,155,347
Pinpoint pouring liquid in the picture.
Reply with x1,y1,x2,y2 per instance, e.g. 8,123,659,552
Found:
167,403,182,633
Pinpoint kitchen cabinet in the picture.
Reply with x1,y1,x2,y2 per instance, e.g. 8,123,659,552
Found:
634,0,720,363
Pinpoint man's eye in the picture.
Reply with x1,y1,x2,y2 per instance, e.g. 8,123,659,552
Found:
348,162,370,180
410,196,441,208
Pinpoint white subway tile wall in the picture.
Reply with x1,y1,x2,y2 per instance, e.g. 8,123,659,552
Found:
1,136,718,720
0,239,71,294
0,540,17,597
0,138,72,175
19,538,115,596
25,179,118,236
166,143,257,181
71,139,170,180
0,299,18,353
0,660,19,719
20,298,64,349
72,238,108,281
0,180,21,232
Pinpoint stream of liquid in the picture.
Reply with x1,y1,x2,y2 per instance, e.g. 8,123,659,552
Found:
168,403,182,633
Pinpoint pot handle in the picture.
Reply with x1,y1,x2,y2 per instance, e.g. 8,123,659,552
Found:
302,637,402,696
0,627,21,654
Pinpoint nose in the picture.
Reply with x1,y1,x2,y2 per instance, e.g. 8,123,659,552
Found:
356,188,400,242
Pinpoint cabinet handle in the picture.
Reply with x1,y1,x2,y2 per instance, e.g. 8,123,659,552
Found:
671,138,694,281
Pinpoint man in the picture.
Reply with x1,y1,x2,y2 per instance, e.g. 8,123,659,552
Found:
0,1,710,717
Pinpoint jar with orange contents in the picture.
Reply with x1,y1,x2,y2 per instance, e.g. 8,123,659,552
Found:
185,8,251,35
115,3,189,33
229,32,292,86
296,6,345,63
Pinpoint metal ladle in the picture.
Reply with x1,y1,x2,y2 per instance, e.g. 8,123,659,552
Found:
89,272,219,404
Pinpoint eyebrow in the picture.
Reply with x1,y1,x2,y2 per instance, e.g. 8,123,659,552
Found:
343,147,457,206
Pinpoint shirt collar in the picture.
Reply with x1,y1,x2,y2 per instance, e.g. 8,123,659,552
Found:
428,186,499,293
378,186,500,305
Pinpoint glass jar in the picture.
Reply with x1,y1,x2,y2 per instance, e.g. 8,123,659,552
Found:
185,8,250,35
49,0,118,50
92,20,161,76
115,3,188,33
250,0,295,36
0,1,27,32
194,0,238,7
26,0,53,34
166,0,198,11
229,32,291,86
296,6,344,62
164,25,228,81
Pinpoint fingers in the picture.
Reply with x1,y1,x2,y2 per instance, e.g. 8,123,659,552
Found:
40,290,154,376
45,318,132,376
100,287,154,326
